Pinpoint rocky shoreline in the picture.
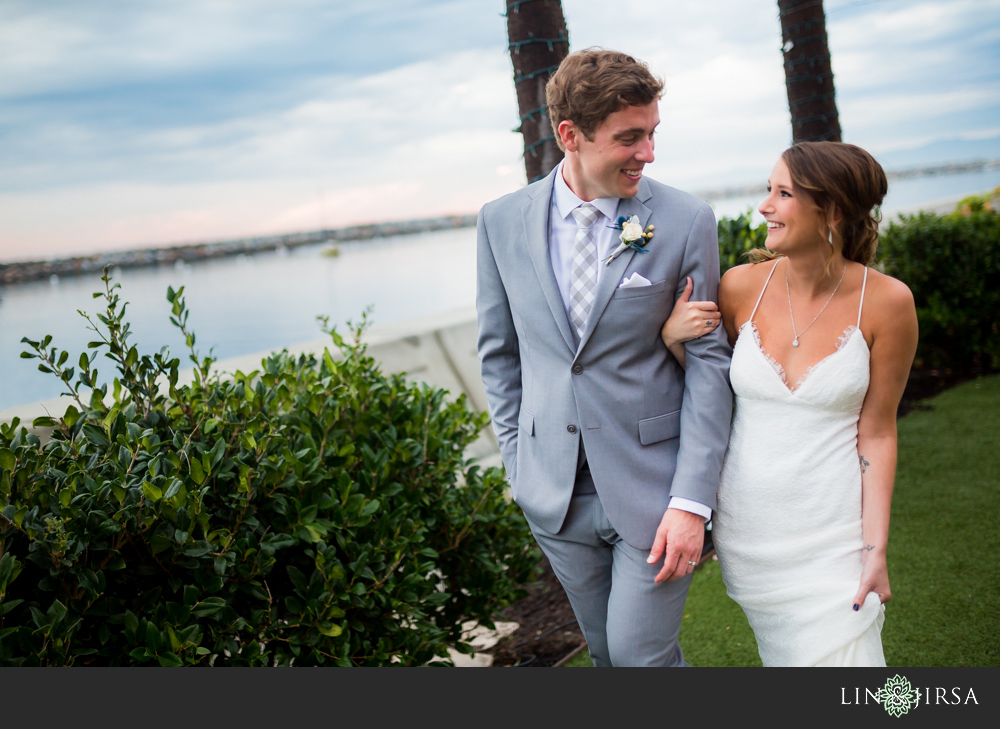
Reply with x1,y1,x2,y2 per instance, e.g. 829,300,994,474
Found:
0,213,478,286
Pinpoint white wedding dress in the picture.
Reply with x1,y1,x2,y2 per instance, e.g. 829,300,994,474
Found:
713,262,886,667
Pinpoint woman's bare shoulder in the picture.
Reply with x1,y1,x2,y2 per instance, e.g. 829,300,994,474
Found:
720,260,779,325
861,268,918,354
863,267,916,316
721,260,777,298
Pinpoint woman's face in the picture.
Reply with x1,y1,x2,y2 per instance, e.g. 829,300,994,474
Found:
758,158,827,254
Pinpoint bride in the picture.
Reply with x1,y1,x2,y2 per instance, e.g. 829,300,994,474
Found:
661,141,918,666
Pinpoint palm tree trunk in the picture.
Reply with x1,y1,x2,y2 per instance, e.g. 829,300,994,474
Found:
506,0,569,182
778,0,842,143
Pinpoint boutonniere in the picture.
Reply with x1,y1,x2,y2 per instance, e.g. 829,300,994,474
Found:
604,215,654,266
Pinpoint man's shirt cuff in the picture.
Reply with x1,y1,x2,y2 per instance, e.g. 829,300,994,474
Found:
668,496,712,522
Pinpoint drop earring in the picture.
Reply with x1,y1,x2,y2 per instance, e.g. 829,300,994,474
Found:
828,227,834,246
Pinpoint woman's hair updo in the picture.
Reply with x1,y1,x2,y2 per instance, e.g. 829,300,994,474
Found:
781,141,888,265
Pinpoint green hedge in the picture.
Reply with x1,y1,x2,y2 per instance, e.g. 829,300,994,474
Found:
879,207,1000,373
0,271,537,666
718,210,768,276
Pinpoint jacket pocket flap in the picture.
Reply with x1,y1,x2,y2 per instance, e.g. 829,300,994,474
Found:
518,408,535,436
638,410,680,445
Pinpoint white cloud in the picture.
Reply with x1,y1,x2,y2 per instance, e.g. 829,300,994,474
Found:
1,0,998,259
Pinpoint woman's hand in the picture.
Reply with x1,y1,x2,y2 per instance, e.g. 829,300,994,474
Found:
852,547,892,610
660,276,721,349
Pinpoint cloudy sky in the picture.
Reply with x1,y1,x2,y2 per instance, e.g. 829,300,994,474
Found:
1,0,998,260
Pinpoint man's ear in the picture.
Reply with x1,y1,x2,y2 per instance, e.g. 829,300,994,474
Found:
558,120,580,153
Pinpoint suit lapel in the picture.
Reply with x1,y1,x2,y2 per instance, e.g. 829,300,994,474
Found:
521,171,577,353
576,181,654,354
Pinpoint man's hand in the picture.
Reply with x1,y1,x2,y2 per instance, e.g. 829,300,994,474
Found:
647,508,705,583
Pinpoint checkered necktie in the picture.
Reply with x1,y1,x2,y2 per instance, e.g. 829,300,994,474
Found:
569,203,600,340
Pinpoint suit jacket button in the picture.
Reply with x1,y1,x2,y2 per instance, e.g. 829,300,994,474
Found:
567,424,577,434
572,364,583,375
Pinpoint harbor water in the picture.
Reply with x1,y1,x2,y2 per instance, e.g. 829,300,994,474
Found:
2,168,998,410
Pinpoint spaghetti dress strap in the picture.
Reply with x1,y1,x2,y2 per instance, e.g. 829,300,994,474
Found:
748,259,781,323
857,266,869,328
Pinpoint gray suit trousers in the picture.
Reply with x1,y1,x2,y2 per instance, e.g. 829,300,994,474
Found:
525,469,692,667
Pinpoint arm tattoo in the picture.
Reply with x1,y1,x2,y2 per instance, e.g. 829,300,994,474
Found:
859,454,870,473
864,544,875,552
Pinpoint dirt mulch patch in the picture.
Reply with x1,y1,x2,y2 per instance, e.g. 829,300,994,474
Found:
486,553,586,668
897,365,983,417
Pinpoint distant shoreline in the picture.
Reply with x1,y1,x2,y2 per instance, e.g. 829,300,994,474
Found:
694,157,1000,201
0,214,477,286
3,157,997,286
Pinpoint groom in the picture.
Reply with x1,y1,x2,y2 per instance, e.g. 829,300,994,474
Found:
476,50,732,666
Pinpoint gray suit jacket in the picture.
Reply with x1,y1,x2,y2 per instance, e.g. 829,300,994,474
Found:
476,167,733,549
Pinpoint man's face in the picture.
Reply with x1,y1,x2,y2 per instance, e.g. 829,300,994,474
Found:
562,101,659,200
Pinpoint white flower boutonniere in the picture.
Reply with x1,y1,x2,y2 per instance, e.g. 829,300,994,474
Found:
604,215,655,266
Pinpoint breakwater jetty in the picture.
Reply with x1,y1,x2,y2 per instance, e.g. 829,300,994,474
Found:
0,213,478,286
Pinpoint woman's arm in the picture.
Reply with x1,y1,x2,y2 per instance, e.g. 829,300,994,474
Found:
660,276,721,369
852,274,918,610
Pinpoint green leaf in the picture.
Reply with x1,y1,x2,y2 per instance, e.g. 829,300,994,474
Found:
318,622,343,637
182,543,213,558
0,600,24,617
191,597,226,618
189,458,205,485
124,610,139,637
145,624,162,652
0,448,15,472
63,405,81,427
163,478,182,500
81,424,109,447
142,482,163,502
32,416,57,428
322,349,338,373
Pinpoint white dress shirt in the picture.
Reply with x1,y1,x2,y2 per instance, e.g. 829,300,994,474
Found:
548,162,713,523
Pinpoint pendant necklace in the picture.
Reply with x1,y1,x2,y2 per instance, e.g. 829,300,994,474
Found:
786,261,847,347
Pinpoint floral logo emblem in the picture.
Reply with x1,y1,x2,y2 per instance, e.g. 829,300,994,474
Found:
879,674,920,717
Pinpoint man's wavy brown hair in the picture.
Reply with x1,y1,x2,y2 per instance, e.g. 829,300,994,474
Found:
546,49,664,150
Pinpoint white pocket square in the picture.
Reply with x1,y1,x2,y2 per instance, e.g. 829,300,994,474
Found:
619,273,651,289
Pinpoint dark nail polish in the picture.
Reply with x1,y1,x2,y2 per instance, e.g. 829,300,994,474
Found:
852,604,859,611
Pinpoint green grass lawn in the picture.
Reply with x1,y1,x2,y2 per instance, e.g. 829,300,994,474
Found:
565,374,1000,667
